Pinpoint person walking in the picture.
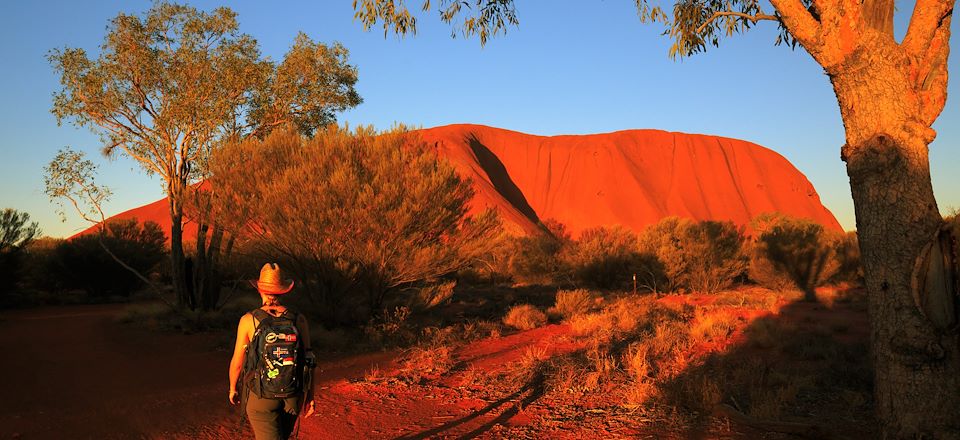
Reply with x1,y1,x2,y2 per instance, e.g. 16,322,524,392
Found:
229,263,316,440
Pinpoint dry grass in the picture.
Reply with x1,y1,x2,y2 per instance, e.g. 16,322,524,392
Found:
531,286,872,434
410,281,457,310
503,304,548,330
551,288,595,320
397,345,455,383
689,308,740,345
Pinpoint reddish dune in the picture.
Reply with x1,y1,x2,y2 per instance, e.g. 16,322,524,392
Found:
73,124,840,241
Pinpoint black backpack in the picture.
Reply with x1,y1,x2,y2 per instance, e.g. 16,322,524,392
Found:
243,308,304,399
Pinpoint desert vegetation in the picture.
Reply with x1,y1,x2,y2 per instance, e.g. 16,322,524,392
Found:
209,126,501,324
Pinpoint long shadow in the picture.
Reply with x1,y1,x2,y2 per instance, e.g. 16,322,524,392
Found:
394,373,546,440
466,135,541,225
661,291,875,439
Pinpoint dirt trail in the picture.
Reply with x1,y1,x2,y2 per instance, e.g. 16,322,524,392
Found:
0,304,579,439
0,304,240,440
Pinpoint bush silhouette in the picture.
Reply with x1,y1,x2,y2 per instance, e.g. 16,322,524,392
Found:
0,209,40,295
48,218,166,297
749,213,841,301
639,217,747,293
210,126,501,324
830,231,863,285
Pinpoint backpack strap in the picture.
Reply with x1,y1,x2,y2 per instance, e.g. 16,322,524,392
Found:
251,308,271,329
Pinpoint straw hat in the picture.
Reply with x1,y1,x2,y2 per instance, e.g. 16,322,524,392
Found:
249,263,295,295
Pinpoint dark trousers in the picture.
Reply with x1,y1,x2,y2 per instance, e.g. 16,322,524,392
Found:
245,392,301,440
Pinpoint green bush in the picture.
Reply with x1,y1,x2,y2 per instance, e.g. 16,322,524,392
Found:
506,220,570,285
562,226,661,290
47,218,166,297
749,213,841,300
503,304,548,330
210,126,502,325
639,217,747,293
0,209,40,295
831,231,863,285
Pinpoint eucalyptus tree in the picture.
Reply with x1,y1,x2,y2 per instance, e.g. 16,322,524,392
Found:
351,0,958,436
50,2,361,309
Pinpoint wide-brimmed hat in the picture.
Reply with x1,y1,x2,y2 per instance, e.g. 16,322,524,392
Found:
249,263,294,295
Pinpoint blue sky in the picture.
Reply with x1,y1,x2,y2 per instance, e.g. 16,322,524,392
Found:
1,0,957,237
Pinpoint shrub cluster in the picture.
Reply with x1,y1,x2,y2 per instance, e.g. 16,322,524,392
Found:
500,214,858,296
0,208,40,296
43,218,167,297
210,126,501,325
747,213,856,299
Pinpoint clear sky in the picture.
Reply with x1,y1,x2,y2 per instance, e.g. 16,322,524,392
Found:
1,1,957,237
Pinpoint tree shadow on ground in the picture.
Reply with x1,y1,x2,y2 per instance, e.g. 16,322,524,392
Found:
663,290,876,439
393,372,546,439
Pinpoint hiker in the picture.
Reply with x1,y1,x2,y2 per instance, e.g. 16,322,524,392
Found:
229,263,317,440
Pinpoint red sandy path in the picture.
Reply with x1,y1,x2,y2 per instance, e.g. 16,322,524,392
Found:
0,305,580,439
300,324,583,439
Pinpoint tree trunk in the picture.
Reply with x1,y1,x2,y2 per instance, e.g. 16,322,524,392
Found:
832,44,960,438
169,181,191,310
195,221,225,311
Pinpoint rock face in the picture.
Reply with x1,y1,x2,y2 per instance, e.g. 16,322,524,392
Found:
418,124,841,236
73,124,841,241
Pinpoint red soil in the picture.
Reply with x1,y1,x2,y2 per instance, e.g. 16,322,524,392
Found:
72,124,840,241
3,289,869,439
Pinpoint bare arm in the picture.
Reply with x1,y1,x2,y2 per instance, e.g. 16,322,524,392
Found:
228,313,253,404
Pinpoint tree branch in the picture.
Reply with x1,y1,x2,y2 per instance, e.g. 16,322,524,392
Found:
902,0,954,58
696,11,780,34
769,0,823,50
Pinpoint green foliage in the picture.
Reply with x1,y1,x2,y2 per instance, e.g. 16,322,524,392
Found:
49,2,362,309
562,225,662,290
44,148,112,224
749,213,841,300
354,0,519,45
506,226,567,285
210,126,501,324
0,209,41,294
46,219,166,297
49,2,361,167
639,217,747,293
503,304,547,330
352,0,792,57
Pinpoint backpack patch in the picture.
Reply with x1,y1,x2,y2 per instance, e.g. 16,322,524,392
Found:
245,309,303,399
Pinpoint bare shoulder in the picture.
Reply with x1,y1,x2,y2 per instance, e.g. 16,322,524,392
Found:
238,312,255,334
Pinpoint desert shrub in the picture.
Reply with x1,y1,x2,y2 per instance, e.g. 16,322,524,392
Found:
562,226,664,290
552,288,595,319
749,213,841,301
47,218,166,297
408,280,457,311
210,126,501,325
503,304,548,330
831,231,863,284
506,220,570,284
0,209,40,295
639,217,747,293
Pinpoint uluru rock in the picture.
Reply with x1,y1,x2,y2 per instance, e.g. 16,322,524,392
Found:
73,124,841,241
417,124,841,236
